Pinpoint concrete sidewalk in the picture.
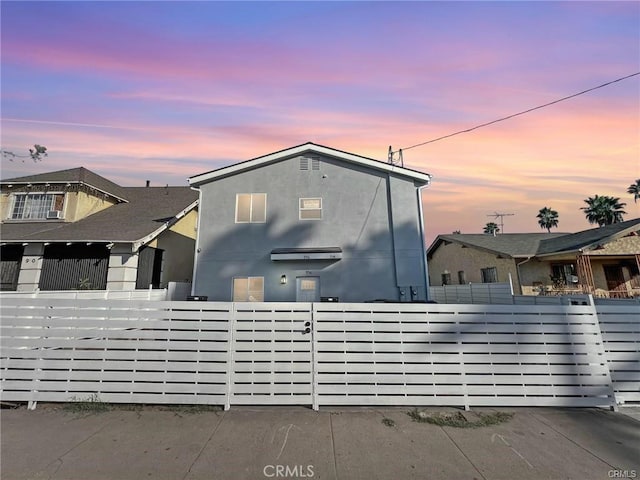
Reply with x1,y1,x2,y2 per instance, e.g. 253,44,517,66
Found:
1,404,638,480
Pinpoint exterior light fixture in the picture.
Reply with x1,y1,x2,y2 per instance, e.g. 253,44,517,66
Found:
280,275,287,285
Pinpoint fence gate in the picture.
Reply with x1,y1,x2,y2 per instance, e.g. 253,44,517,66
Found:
229,303,313,406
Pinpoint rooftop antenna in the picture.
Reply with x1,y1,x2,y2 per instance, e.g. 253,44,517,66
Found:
387,146,403,167
486,212,514,233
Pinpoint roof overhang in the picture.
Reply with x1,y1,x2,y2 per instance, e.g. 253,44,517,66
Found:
189,143,432,186
270,247,342,261
0,180,129,203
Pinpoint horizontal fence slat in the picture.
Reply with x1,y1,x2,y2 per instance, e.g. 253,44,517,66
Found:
2,297,638,408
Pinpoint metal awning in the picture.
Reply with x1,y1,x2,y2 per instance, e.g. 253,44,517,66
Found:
270,247,342,261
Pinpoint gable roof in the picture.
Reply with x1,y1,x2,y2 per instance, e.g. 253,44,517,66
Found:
427,233,566,260
427,218,640,260
189,142,432,186
1,167,129,202
536,217,640,255
1,186,198,248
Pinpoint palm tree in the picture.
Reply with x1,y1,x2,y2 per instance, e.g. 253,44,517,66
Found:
627,179,640,203
483,222,500,235
581,195,626,227
536,207,559,232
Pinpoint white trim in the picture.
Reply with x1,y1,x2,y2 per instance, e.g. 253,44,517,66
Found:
189,143,432,186
132,199,199,251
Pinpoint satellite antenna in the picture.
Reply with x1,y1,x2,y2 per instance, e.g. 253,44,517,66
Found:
486,212,514,233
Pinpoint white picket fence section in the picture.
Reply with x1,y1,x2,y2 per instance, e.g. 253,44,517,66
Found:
1,298,637,409
596,303,640,404
429,282,513,304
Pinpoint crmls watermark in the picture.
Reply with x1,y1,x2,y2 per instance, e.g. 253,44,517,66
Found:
608,470,637,478
263,464,315,478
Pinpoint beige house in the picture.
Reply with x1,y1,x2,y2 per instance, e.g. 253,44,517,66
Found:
0,167,198,291
427,218,640,298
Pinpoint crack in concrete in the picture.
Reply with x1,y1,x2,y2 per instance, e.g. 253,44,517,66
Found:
439,426,488,480
329,413,339,480
181,410,227,480
530,412,616,469
30,422,108,480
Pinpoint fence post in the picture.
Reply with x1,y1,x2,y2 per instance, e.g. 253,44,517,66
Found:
588,294,619,411
457,315,470,411
225,303,236,411
311,303,319,411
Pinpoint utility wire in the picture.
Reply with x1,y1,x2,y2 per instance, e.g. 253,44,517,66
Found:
397,71,640,153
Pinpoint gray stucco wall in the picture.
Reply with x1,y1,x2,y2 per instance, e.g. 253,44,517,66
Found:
192,154,426,302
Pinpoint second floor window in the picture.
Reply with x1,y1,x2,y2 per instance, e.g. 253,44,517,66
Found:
11,193,65,220
235,193,266,223
299,197,322,220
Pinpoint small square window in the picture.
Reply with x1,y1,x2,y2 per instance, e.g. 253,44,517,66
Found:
299,197,322,220
481,267,498,283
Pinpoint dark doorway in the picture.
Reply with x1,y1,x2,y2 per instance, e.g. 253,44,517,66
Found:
603,265,627,298
136,246,163,289
1,245,24,291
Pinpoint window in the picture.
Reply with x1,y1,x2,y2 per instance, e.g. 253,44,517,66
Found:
551,263,577,287
235,193,266,223
11,193,64,220
233,276,264,302
441,272,451,285
299,198,322,220
481,267,498,283
458,270,467,284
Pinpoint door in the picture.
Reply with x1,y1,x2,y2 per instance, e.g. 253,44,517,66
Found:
603,265,627,298
230,303,313,406
296,276,320,302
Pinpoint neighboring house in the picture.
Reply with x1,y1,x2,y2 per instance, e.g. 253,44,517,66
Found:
189,142,432,302
0,167,198,291
427,218,640,298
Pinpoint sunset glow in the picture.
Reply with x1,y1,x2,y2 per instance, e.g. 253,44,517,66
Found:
2,1,638,242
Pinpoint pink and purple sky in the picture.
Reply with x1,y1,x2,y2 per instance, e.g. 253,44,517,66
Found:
1,1,639,243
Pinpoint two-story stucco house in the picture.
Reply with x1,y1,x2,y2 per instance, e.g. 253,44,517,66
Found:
0,167,198,292
189,143,432,303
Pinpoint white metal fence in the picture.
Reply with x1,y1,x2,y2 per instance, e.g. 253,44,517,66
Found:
0,289,168,301
429,282,514,304
1,298,637,409
597,303,640,404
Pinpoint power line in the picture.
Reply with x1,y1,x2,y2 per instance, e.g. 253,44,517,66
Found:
397,72,640,153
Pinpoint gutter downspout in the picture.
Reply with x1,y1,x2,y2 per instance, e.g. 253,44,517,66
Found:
515,256,533,296
417,180,431,301
189,185,203,297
